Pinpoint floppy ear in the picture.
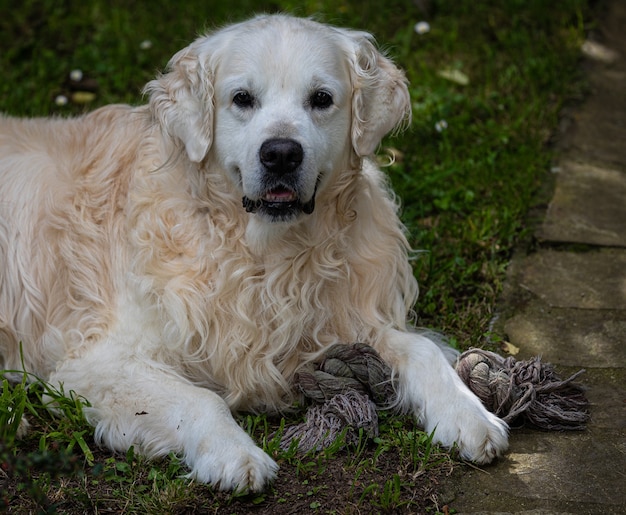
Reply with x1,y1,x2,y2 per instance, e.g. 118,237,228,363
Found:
144,40,214,163
348,33,412,156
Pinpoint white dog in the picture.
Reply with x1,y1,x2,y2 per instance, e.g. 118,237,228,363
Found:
0,15,507,490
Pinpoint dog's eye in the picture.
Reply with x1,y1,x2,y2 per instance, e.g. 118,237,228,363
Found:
310,90,333,110
233,91,254,108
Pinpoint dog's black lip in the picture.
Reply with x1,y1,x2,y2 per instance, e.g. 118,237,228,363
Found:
242,186,298,214
241,197,303,215
242,184,317,217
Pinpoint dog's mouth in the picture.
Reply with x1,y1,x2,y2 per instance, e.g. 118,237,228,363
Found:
263,186,298,205
242,185,316,220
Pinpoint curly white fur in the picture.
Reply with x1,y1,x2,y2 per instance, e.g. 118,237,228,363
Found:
0,15,507,491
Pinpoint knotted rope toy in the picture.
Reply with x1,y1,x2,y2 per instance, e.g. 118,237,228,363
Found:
280,342,394,452
281,343,590,453
455,348,589,430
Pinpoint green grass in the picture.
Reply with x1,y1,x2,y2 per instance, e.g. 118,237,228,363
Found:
1,0,589,512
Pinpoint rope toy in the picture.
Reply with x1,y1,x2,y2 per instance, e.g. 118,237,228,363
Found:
280,342,394,453
281,343,589,453
455,348,589,430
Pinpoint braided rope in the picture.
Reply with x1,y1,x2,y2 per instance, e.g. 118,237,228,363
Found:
294,342,396,405
279,343,395,453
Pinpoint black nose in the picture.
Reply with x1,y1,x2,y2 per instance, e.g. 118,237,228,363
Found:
259,138,303,175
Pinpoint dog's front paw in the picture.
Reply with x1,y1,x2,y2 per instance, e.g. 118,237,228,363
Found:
429,396,509,464
455,409,508,464
189,436,278,491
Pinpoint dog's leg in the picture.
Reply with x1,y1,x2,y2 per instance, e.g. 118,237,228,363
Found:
50,345,278,491
378,328,509,464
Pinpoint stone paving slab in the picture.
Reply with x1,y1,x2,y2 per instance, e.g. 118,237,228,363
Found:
560,69,626,166
601,0,626,57
515,248,626,310
579,367,626,429
559,9,626,166
537,160,626,247
442,427,626,514
504,308,626,369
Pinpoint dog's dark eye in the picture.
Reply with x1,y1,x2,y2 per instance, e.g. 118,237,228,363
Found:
310,90,333,109
233,91,254,108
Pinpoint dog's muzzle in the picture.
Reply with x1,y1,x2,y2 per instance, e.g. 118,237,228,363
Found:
242,138,317,220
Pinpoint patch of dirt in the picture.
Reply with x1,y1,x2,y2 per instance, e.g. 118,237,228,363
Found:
2,430,456,514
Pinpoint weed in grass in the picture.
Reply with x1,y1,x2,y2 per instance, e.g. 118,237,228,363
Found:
347,426,370,466
1,374,29,445
1,368,93,456
0,374,96,512
34,382,94,464
360,473,409,511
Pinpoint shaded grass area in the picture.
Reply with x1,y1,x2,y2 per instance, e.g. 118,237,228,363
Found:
1,0,588,513
2,375,454,513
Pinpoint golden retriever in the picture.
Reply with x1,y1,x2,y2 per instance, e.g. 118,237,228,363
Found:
0,15,507,491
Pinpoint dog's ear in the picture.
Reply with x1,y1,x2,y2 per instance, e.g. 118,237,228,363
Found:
348,33,411,156
144,41,214,163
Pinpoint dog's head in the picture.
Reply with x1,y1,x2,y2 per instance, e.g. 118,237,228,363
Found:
146,15,410,224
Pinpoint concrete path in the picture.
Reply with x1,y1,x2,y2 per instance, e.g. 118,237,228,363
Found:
441,2,626,514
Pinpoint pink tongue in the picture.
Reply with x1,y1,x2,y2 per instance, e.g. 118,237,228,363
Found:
265,188,296,202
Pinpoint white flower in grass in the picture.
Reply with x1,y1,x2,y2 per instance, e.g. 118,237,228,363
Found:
69,69,83,82
140,40,153,50
54,94,69,106
414,21,431,35
435,119,448,132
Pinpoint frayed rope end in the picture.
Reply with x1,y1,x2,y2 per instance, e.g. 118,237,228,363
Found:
456,348,590,430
